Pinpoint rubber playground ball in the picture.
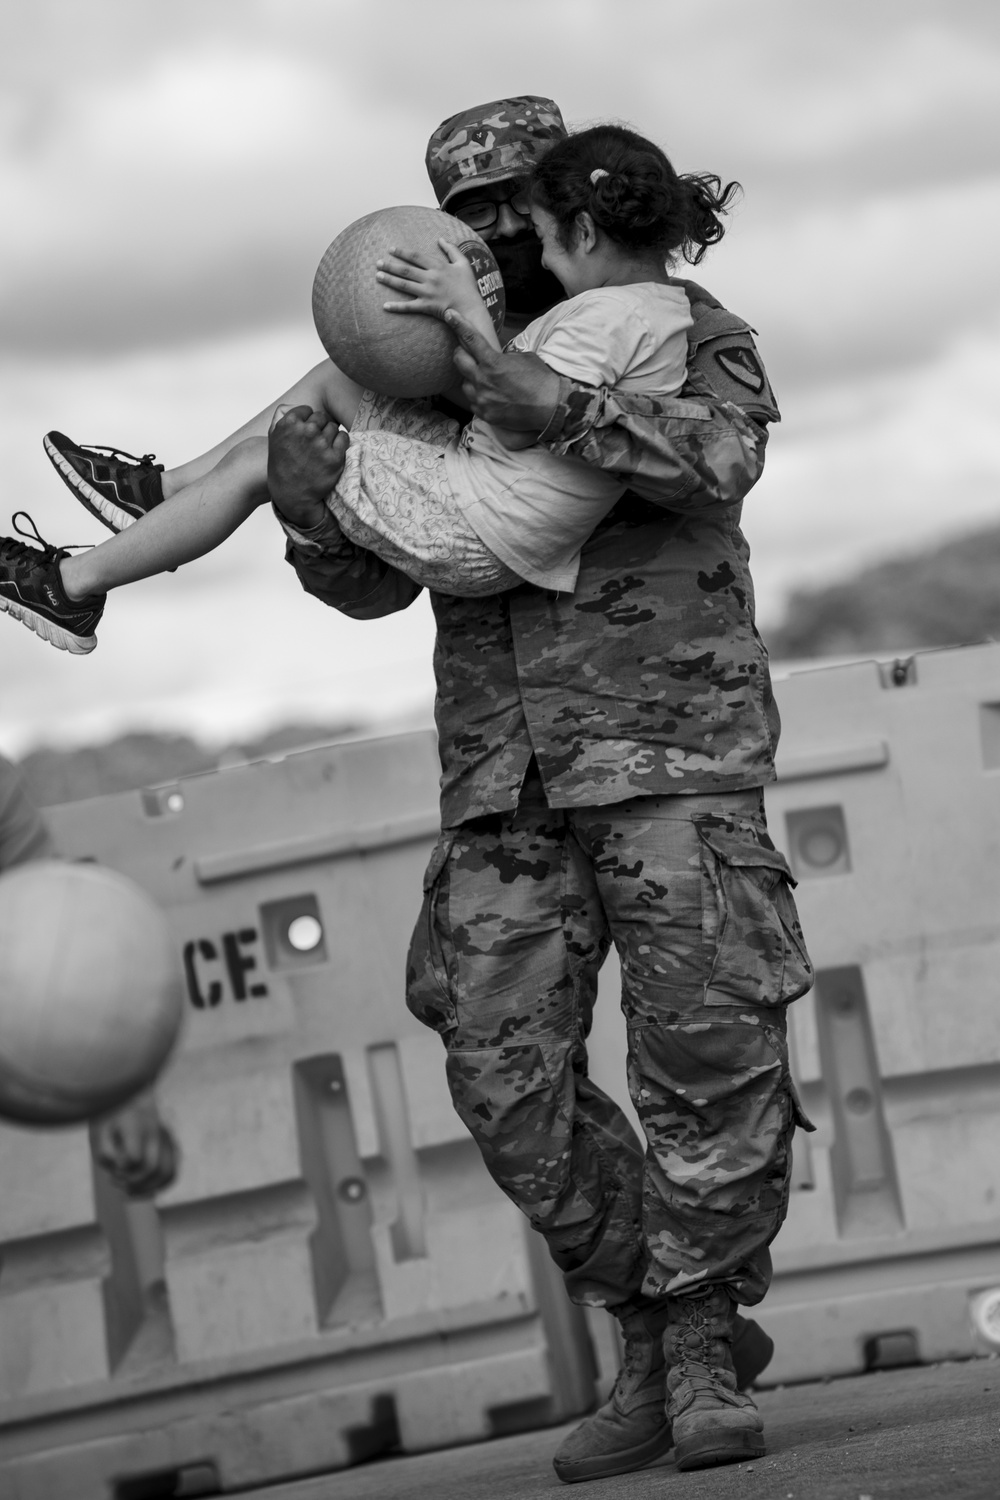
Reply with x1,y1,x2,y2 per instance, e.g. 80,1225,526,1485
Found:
312,205,506,398
0,860,184,1127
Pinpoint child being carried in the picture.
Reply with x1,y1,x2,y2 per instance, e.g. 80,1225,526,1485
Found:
0,124,739,652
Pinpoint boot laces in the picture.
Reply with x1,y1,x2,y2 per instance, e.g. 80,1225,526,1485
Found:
609,1337,646,1404
610,1303,668,1400
678,1299,713,1352
621,1331,644,1381
672,1297,735,1390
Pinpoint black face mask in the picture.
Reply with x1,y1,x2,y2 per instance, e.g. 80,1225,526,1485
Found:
490,234,565,318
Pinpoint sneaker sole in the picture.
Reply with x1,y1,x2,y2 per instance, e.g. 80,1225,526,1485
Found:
675,1429,765,1471
43,435,135,534
0,595,96,654
553,1422,673,1484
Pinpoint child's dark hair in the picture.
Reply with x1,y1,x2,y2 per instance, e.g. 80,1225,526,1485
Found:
528,124,740,265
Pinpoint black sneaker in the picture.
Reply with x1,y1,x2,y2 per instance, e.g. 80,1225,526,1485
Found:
0,513,105,654
43,431,165,533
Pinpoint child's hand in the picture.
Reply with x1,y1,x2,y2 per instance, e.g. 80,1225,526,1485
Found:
268,405,348,526
93,1094,179,1199
377,240,484,324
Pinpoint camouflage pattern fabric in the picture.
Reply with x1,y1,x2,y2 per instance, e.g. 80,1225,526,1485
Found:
425,96,567,210
406,772,813,1306
281,285,782,826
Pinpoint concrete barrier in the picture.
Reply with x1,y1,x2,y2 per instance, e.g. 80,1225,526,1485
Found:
588,643,1000,1382
0,732,594,1497
5,641,1000,1491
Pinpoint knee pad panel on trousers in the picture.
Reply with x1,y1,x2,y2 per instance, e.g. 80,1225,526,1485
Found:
445,1039,595,1224
629,1017,794,1218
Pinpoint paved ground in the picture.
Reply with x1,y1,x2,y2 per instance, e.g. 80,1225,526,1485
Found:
253,1357,999,1500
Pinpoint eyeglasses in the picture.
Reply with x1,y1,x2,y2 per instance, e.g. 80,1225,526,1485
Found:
452,187,533,231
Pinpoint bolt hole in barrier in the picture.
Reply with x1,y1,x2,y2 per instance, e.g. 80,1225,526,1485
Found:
260,893,327,968
785,804,851,879
342,1392,402,1465
864,1331,920,1370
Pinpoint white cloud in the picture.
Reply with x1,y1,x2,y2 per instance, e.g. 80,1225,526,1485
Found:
1,0,998,748
748,314,1000,626
0,43,432,348
334,2,1000,171
3,4,997,361
79,51,315,169
700,171,1000,382
688,17,1000,161
0,328,437,756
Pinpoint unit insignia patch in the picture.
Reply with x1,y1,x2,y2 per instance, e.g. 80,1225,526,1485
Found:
714,346,766,394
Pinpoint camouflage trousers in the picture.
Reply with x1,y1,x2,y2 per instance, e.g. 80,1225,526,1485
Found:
406,771,814,1308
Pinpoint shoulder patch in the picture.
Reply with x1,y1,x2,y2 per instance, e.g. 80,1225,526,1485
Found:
714,346,765,394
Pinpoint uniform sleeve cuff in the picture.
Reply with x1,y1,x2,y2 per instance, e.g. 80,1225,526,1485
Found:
271,501,340,552
537,378,604,450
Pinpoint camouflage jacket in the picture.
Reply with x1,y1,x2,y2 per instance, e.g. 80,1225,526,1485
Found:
281,281,782,828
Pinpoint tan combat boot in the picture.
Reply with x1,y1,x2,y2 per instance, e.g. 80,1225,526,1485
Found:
552,1299,772,1483
552,1300,672,1483
665,1285,766,1471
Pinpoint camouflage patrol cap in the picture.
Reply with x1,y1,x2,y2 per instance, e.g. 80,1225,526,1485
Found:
426,95,567,209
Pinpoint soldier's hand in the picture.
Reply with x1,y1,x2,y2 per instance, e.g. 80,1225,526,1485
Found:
93,1094,179,1199
268,404,349,529
445,310,560,433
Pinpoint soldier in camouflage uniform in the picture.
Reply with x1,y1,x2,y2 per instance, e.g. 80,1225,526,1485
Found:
269,97,814,1480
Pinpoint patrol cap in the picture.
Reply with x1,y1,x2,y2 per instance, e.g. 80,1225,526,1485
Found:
425,95,567,209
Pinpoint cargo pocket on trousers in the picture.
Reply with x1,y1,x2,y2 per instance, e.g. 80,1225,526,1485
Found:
405,829,458,1037
695,818,814,1008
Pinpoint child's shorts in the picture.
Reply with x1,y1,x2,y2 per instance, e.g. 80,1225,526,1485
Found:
326,391,522,597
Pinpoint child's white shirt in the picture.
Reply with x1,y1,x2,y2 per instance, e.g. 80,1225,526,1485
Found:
443,282,693,591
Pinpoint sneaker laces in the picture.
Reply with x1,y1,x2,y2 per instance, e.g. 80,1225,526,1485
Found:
76,441,163,472
10,511,91,562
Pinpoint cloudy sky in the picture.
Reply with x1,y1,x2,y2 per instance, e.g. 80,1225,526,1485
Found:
1,0,998,755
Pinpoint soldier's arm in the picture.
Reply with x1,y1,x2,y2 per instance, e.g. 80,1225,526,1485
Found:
275,505,422,620
448,286,777,513
539,370,767,512
267,415,422,619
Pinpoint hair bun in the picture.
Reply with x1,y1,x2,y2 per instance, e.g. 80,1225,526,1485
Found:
527,121,739,264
